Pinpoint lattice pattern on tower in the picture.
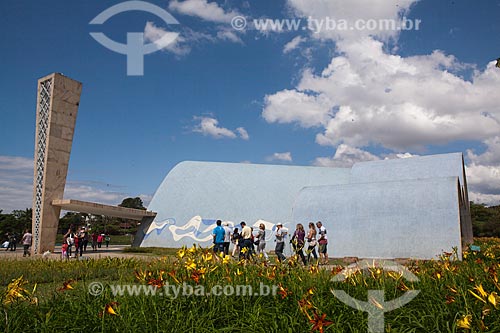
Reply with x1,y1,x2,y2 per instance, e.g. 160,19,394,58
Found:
33,78,52,254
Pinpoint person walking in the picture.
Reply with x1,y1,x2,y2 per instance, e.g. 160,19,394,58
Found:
61,239,69,260
8,232,17,251
255,223,268,260
306,222,318,264
64,226,75,258
82,228,89,252
231,228,240,257
21,229,32,257
316,221,329,265
5,233,10,251
91,232,98,251
291,223,307,265
105,234,110,248
274,223,287,262
212,220,225,254
222,222,232,256
240,222,253,259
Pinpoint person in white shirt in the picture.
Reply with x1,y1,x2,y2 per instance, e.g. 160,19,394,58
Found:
316,221,329,265
222,222,232,256
21,229,32,257
240,222,252,259
274,223,287,262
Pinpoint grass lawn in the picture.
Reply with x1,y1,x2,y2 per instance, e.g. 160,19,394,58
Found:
1,238,499,332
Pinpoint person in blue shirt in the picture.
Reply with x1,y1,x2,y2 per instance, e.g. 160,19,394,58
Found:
212,220,225,254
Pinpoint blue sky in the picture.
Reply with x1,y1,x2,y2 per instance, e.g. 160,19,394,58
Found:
1,0,500,212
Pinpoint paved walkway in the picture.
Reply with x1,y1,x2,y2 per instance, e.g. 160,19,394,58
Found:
0,245,151,260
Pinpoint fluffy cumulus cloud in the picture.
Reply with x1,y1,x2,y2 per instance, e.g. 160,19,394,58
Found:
267,152,293,163
261,0,500,204
0,156,34,213
0,156,151,213
169,0,239,23
193,116,249,140
144,22,186,56
314,144,379,167
283,36,306,54
145,1,243,56
287,0,417,42
265,40,500,151
467,137,500,167
144,22,217,56
466,138,500,204
468,192,500,207
262,89,333,128
236,127,249,140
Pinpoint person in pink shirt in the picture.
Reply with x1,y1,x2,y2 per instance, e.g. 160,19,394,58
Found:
97,234,103,248
61,239,69,260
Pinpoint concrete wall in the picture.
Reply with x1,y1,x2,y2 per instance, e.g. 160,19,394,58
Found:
292,177,462,259
139,161,351,248
351,153,472,246
138,153,471,259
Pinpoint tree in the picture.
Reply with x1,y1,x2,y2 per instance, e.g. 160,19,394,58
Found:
119,197,146,210
117,197,145,234
12,208,32,232
471,202,500,237
0,208,33,242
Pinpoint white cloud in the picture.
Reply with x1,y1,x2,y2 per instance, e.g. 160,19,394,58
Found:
236,127,249,140
259,0,500,206
463,138,500,205
144,22,217,56
467,137,500,167
216,28,244,44
0,155,33,170
193,116,249,140
283,36,306,54
169,0,240,23
264,39,500,151
144,21,188,56
313,144,379,167
0,156,33,213
267,152,293,162
466,163,500,195
287,0,417,42
388,153,416,159
469,192,500,206
262,89,333,128
262,1,500,151
0,155,154,213
63,184,126,204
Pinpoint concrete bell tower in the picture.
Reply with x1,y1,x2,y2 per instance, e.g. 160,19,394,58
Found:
31,73,82,254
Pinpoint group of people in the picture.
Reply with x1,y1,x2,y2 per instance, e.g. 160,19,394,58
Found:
3,230,33,257
213,220,329,265
62,225,110,259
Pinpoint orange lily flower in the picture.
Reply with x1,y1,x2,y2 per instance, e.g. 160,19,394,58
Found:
310,311,333,333
58,280,74,291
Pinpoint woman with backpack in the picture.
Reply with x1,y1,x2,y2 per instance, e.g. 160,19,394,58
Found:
291,223,307,266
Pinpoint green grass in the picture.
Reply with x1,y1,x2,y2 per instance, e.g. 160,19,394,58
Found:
1,238,499,332
122,246,179,256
